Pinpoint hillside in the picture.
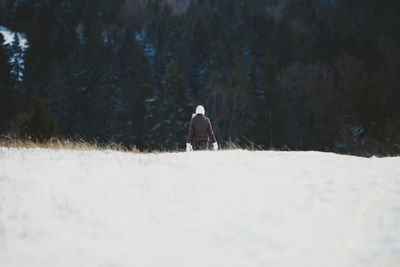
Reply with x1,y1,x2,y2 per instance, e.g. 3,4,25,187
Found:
2,1,400,153
0,148,400,266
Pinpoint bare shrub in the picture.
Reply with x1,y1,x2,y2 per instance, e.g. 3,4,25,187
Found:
278,61,337,150
206,78,253,145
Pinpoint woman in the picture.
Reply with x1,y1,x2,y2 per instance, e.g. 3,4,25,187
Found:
186,105,218,151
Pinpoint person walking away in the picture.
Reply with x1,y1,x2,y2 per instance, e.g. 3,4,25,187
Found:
186,105,218,151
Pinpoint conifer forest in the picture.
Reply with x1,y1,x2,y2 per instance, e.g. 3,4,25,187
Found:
0,0,399,154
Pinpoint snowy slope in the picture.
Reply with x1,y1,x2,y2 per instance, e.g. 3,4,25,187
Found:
0,148,399,267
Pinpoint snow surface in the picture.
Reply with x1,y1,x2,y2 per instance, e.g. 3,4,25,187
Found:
0,148,400,267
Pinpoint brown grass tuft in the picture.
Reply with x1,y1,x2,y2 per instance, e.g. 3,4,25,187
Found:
0,135,141,153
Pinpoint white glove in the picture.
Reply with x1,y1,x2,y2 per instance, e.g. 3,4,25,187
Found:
186,143,193,152
213,142,218,151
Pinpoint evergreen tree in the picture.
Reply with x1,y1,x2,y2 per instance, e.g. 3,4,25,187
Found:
349,56,390,144
186,14,212,101
46,64,71,134
161,60,191,148
8,33,24,83
207,57,251,145
116,28,154,149
0,33,16,134
20,91,57,142
253,48,282,148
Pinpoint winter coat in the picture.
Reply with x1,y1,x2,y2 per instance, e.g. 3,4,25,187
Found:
187,114,217,144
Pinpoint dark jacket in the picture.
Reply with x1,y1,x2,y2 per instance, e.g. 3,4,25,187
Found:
187,114,217,144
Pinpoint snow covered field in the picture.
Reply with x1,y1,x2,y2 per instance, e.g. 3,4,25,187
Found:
0,148,399,267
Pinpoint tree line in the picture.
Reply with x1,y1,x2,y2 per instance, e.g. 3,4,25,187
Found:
1,0,399,154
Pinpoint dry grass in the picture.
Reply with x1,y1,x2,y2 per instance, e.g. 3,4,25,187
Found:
0,136,141,153
2,136,330,155
5,137,391,157
221,140,283,151
0,137,261,153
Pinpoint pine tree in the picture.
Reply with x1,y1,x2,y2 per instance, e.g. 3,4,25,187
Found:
0,33,17,134
187,14,212,101
46,63,80,136
8,33,24,83
76,13,116,141
350,56,390,143
161,60,191,148
116,29,155,149
255,48,282,148
20,91,57,142
207,57,251,145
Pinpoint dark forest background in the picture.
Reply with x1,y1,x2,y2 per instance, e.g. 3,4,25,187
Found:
1,0,399,154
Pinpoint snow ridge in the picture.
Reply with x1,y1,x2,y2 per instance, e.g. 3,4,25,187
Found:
0,148,399,267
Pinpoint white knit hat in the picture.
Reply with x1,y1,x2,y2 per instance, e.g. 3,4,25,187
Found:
195,105,205,115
